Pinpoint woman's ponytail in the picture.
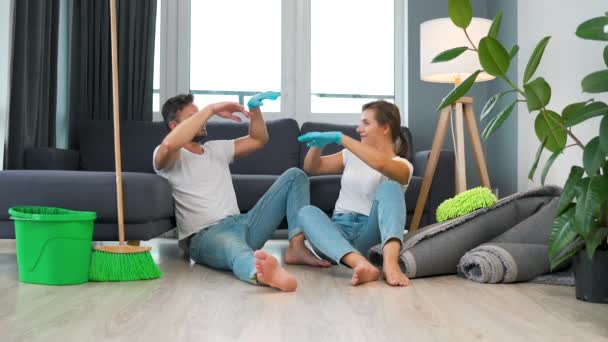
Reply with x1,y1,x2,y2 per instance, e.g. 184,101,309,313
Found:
396,131,410,159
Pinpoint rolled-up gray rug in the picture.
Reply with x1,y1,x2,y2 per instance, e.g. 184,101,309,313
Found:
368,186,562,280
457,197,560,283
458,243,550,283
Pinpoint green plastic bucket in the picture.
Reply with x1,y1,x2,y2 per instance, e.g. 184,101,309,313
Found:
9,206,96,285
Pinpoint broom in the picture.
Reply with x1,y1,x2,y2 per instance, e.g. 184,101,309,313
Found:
89,0,162,281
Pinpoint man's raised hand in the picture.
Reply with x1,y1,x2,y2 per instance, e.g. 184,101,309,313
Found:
247,91,281,109
209,102,251,122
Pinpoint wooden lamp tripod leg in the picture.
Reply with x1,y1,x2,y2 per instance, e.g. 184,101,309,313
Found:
453,102,467,193
463,103,491,189
410,107,452,232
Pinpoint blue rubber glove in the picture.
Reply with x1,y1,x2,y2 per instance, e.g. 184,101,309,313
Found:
297,131,343,148
247,91,281,109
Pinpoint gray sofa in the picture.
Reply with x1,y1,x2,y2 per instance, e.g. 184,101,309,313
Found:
0,118,455,241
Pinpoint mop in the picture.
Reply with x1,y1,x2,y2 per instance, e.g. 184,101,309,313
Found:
89,0,162,281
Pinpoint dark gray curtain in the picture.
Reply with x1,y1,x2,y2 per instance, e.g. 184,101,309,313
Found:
68,0,157,149
6,0,60,169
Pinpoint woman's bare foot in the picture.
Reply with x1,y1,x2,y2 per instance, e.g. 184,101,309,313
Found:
382,239,409,286
284,235,331,267
341,252,380,286
383,262,410,287
351,261,381,286
254,250,297,292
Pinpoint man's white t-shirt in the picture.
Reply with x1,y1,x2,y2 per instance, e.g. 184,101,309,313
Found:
153,140,240,241
334,149,413,216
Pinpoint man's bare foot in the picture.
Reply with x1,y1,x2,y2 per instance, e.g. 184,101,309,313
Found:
284,243,332,268
383,262,410,287
254,250,297,292
351,261,380,286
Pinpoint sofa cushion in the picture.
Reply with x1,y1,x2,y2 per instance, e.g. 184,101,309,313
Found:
0,220,175,241
230,173,339,214
299,122,414,168
309,175,341,212
78,118,301,175
203,118,301,175
79,120,168,173
0,170,173,224
232,174,344,214
405,175,425,213
232,174,279,212
232,173,420,217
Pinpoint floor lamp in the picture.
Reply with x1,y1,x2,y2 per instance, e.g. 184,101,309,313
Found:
410,18,493,231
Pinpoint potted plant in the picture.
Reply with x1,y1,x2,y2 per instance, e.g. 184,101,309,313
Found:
434,0,608,303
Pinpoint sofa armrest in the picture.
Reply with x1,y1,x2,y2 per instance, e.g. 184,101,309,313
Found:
413,150,455,224
24,147,80,170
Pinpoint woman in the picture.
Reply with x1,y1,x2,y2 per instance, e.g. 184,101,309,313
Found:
295,100,412,287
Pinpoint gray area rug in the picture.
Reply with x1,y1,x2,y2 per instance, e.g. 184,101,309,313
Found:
369,186,571,285
530,270,575,286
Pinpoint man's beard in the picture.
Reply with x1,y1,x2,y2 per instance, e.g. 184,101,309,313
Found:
191,129,207,143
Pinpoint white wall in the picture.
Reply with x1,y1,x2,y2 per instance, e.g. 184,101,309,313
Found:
0,0,13,170
517,0,608,191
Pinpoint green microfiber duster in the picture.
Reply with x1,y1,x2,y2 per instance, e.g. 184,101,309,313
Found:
436,187,497,222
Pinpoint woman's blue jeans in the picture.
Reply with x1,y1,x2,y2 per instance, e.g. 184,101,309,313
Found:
297,180,406,265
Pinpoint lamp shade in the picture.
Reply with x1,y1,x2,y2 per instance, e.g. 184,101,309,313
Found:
420,17,494,84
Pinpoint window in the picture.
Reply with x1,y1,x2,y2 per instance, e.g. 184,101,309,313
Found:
311,0,394,113
189,0,281,113
155,1,405,122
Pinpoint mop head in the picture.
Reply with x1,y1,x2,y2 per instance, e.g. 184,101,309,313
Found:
436,187,497,222
89,246,162,282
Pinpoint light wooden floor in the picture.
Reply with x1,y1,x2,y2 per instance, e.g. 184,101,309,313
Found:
1,239,608,342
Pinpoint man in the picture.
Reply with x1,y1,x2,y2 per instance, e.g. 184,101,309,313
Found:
153,92,330,292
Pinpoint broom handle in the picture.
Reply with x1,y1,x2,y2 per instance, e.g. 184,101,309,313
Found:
109,0,126,245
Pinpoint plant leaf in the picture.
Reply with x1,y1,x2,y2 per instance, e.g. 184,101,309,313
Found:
448,0,473,29
482,100,517,140
564,101,608,127
488,10,503,38
582,69,608,93
574,176,608,239
548,205,577,259
528,138,547,181
604,46,608,67
436,70,481,111
583,137,606,176
601,114,608,153
562,99,594,122
432,47,469,63
576,16,608,41
585,227,608,259
541,146,563,185
524,77,552,111
557,166,585,215
478,37,510,77
524,37,551,84
534,110,567,152
481,91,513,121
562,100,592,119
550,236,584,271
509,45,519,60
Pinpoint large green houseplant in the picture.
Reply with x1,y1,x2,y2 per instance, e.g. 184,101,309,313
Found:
434,0,608,302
